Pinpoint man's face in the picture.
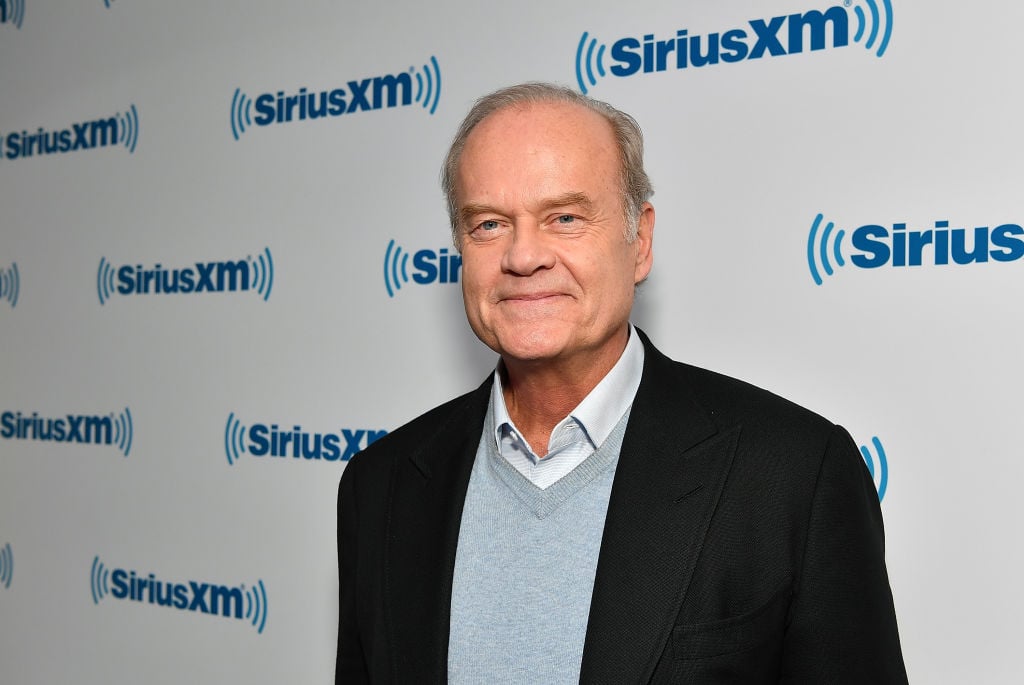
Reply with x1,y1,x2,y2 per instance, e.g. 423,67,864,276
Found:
454,101,654,369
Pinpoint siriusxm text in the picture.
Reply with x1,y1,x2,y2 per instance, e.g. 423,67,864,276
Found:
1,411,113,444
111,568,244,619
610,8,847,75
249,424,387,461
3,118,121,160
850,221,1024,267
255,74,413,126
411,248,461,284
117,260,251,295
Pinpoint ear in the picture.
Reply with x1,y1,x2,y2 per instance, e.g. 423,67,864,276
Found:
633,202,655,284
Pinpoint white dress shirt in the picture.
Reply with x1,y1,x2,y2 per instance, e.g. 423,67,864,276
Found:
490,325,645,489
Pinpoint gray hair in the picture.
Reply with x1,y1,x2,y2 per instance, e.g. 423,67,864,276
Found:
441,82,653,248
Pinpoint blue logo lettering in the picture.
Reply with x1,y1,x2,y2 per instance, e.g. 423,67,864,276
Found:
224,413,386,465
1,105,138,160
231,57,441,140
1,407,133,456
383,239,461,297
807,213,1024,285
91,556,268,633
575,2,892,93
97,248,273,304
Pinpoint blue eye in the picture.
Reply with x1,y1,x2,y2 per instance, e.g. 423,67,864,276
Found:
480,220,499,231
556,215,575,224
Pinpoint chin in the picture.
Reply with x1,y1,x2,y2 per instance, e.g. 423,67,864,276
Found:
493,328,571,363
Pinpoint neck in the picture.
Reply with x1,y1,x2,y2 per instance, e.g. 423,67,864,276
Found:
500,326,629,455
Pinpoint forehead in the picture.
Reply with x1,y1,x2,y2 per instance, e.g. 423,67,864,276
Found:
473,98,613,137
456,101,620,202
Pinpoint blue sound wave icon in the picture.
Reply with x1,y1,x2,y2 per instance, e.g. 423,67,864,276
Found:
252,247,274,301
116,104,140,154
96,257,116,305
850,0,894,58
224,412,248,466
807,213,847,286
244,580,268,634
0,0,25,29
90,556,110,604
859,436,889,501
383,239,410,298
412,56,443,115
98,249,273,302
230,88,253,141
90,555,269,633
0,543,13,590
113,407,133,457
0,262,19,308
575,32,608,95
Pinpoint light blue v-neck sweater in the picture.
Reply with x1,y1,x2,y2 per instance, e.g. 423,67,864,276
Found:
448,407,631,683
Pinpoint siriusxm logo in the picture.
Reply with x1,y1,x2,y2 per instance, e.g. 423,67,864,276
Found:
1,105,139,161
0,262,19,308
91,556,268,634
575,1,892,93
383,239,461,297
0,543,12,590
807,213,1024,285
97,248,273,304
224,413,386,465
0,0,25,29
230,56,442,140
859,436,889,501
1,408,133,456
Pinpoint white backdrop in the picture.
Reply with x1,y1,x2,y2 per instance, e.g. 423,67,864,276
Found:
2,1,1022,682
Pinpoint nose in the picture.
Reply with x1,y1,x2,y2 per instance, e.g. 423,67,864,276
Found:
500,222,556,276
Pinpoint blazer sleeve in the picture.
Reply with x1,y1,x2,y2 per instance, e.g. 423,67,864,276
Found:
780,425,908,683
336,460,371,684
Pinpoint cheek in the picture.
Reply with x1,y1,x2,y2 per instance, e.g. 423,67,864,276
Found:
458,253,480,285
574,248,628,289
459,260,491,312
587,251,638,306
461,265,486,297
461,248,503,288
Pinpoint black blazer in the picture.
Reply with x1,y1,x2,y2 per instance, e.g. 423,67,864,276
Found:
337,332,907,683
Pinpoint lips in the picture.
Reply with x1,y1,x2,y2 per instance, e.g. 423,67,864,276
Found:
501,292,563,301
496,291,572,309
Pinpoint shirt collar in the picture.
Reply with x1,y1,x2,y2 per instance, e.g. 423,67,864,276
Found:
490,324,645,456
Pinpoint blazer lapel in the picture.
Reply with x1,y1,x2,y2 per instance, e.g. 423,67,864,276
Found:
384,380,491,683
580,336,740,683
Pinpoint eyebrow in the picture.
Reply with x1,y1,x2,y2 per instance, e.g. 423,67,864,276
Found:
542,192,595,214
458,192,596,225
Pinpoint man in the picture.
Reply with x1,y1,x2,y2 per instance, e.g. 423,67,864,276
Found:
337,82,907,683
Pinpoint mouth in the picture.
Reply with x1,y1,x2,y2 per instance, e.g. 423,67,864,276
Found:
498,292,567,304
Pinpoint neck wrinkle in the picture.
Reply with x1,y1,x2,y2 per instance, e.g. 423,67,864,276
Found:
498,327,628,454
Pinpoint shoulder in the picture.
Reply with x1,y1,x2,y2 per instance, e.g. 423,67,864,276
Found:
637,335,852,490
679,361,833,436
641,334,834,437
638,339,878,555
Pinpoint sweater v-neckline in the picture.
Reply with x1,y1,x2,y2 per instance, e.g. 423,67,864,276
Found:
482,407,630,519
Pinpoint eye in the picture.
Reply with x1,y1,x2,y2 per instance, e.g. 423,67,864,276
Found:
479,220,500,231
555,215,576,224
